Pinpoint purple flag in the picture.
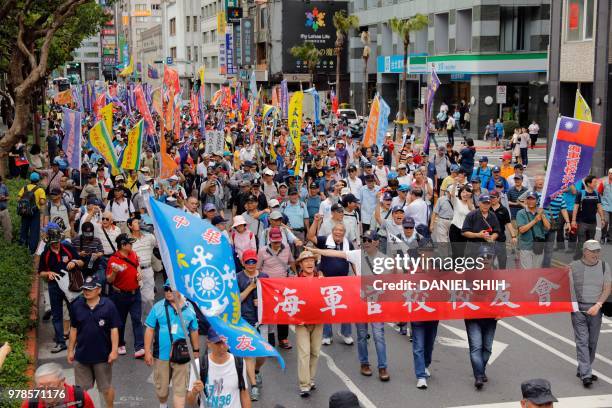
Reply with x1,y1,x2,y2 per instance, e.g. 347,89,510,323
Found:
61,107,82,170
281,80,288,119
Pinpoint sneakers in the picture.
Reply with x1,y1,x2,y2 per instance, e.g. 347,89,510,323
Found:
474,378,484,390
134,349,145,359
255,372,263,387
310,382,316,390
299,388,310,398
118,346,127,355
50,343,67,354
279,339,292,349
250,385,260,401
321,337,332,346
360,364,373,376
42,310,52,321
416,378,428,389
339,332,354,345
583,377,593,388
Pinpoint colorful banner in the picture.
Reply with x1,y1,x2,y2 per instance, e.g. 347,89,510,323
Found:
54,90,73,106
147,64,159,79
71,87,83,113
89,121,120,171
288,91,303,174
574,89,592,122
376,96,390,150
173,92,181,140
99,103,113,135
151,88,162,115
363,95,380,148
61,108,82,170
259,270,575,325
541,116,601,208
120,120,144,170
147,198,284,366
163,65,180,94
423,67,441,155
280,80,288,119
159,133,178,179
119,56,134,77
134,84,155,136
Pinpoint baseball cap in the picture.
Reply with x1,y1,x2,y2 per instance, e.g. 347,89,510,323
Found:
362,230,379,241
49,188,61,196
526,191,538,200
479,156,489,162
268,199,280,208
242,249,258,263
479,194,491,203
377,156,384,162
30,172,40,182
168,175,179,181
382,192,393,201
348,164,357,171
81,275,101,290
391,205,405,213
116,233,136,247
342,193,359,206
269,227,283,242
489,190,500,198
331,203,344,212
398,184,410,192
492,166,501,172
207,328,224,343
309,183,319,189
521,379,558,405
115,174,125,181
364,162,373,168
402,216,416,228
263,168,274,176
502,152,512,159
288,187,299,195
450,164,461,173
270,210,283,220
328,146,336,151
211,215,227,226
513,174,524,180
470,177,481,183
584,239,602,251
204,203,217,212
398,164,407,170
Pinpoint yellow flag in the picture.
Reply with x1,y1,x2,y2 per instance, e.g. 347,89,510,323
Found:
99,103,113,135
574,89,592,122
89,121,120,171
199,66,205,85
119,56,134,77
288,91,303,175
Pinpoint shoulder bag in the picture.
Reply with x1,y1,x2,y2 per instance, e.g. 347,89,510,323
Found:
164,303,191,364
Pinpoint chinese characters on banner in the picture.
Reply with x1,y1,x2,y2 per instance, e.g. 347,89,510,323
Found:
540,116,601,208
259,270,575,325
120,120,143,170
288,91,303,174
205,131,225,155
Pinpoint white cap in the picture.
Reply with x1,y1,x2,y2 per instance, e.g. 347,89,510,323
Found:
340,187,351,196
264,169,275,176
232,215,247,228
140,166,150,173
329,146,336,151
268,198,280,208
584,240,602,251
168,175,179,181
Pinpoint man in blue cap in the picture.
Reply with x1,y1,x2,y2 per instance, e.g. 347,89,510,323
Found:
520,378,557,407
471,157,492,189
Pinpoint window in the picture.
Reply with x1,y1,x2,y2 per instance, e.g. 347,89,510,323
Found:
135,16,148,22
135,3,146,11
186,16,190,32
194,46,198,62
211,56,218,68
203,57,209,68
211,29,216,43
260,7,267,29
566,0,595,41
170,47,177,58
455,9,472,51
434,13,449,53
85,52,99,58
193,16,198,31
152,4,160,10
187,46,191,61
500,7,529,51
170,18,176,35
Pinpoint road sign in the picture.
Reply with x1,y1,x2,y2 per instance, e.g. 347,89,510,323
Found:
166,57,173,65
496,85,507,104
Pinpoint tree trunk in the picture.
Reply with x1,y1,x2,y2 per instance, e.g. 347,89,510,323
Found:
335,34,343,105
0,91,31,176
362,56,368,116
397,42,408,137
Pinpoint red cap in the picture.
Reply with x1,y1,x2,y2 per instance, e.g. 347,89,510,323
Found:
269,227,283,242
502,152,512,159
242,249,258,262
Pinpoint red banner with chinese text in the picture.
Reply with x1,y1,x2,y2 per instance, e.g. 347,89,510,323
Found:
258,269,576,324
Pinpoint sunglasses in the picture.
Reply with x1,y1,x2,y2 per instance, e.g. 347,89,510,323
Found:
404,226,414,230
363,238,375,243
102,217,111,221
244,259,257,265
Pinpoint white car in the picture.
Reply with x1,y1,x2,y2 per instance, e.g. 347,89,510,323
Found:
337,109,362,126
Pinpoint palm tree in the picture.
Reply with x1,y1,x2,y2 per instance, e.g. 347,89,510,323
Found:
333,11,359,105
360,30,371,116
290,42,320,88
388,14,429,135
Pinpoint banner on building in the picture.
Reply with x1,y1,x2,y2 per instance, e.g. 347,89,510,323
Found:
240,18,255,66
61,108,82,170
288,91,303,174
259,269,575,325
541,116,601,208
363,95,380,148
225,26,236,75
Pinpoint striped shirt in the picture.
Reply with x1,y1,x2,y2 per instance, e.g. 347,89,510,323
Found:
545,195,567,220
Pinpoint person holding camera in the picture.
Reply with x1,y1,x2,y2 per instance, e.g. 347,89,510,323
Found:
144,280,200,408
517,192,551,269
237,249,269,401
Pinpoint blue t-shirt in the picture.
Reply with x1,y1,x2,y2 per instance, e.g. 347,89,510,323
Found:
495,122,504,136
70,297,121,364
145,299,198,361
237,271,269,326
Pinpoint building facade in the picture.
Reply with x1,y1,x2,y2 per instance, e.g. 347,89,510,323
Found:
117,0,163,75
349,0,551,138
200,0,226,100
548,0,611,175
65,35,103,81
137,24,163,86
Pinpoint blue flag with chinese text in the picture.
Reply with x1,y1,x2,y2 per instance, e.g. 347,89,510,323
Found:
147,198,285,367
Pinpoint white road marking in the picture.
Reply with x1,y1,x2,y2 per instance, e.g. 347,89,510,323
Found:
290,327,377,408
517,316,612,367
438,323,508,365
448,394,612,408
498,320,612,385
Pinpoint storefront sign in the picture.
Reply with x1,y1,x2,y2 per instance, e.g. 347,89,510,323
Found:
226,7,242,23
225,0,238,8
496,85,507,104
241,18,255,67
233,23,242,67
225,26,236,75
219,43,227,75
281,0,347,73
377,53,548,75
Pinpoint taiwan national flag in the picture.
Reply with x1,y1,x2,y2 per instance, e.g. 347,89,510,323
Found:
541,116,601,208
147,198,285,367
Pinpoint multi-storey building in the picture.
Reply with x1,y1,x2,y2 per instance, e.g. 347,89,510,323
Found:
200,0,225,100
138,24,163,85
65,35,103,81
117,0,163,75
349,0,551,138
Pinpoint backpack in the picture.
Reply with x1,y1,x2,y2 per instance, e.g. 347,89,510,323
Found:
28,385,85,408
577,190,600,213
199,353,246,398
17,185,40,217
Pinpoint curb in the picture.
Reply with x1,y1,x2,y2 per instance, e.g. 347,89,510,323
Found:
25,262,39,387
